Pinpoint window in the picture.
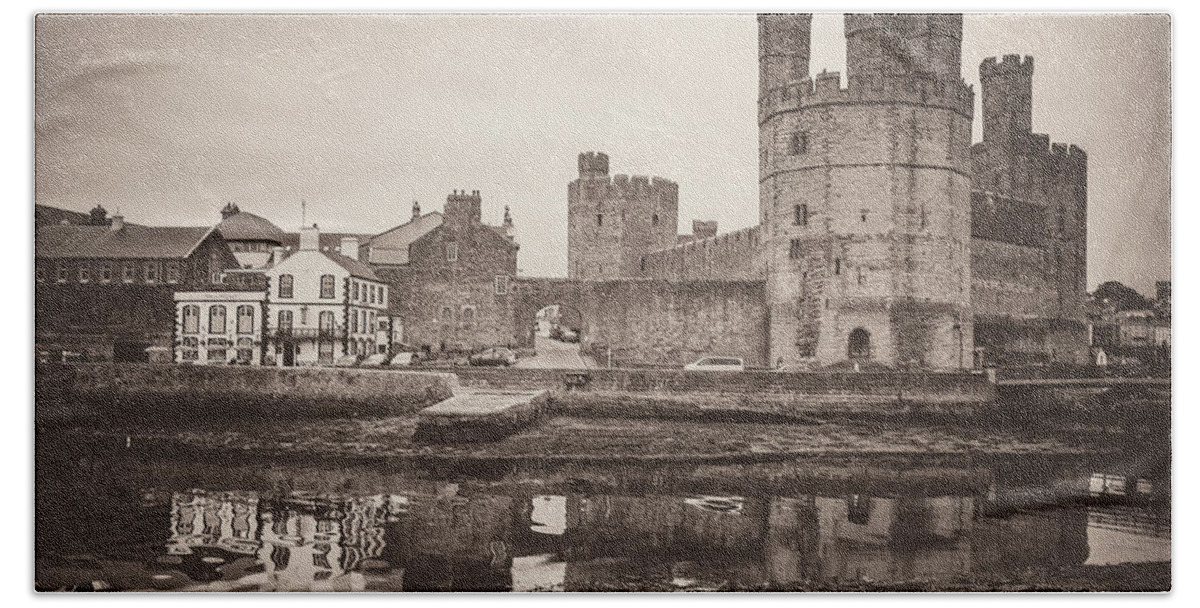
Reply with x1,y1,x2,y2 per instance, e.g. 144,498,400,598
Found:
369,285,376,304
353,282,360,301
144,262,158,283
300,306,308,326
860,209,868,223
318,341,334,365
211,272,223,285
369,312,376,333
856,266,865,285
165,262,180,283
463,307,475,323
446,243,458,262
361,310,368,333
319,274,335,299
442,307,452,322
834,258,841,275
78,265,90,283
378,287,385,307
236,305,255,334
209,305,227,334
351,309,358,334
122,262,135,283
318,311,335,334
100,263,112,283
35,266,45,283
596,214,603,227
207,342,227,363
801,204,809,226
236,337,254,364
278,274,294,298
652,214,660,227
789,132,807,155
182,305,200,334
180,337,199,361
277,310,293,331
56,264,67,283
789,238,802,260
494,275,509,296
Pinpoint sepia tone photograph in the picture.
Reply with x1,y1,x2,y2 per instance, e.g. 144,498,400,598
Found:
32,10,1172,593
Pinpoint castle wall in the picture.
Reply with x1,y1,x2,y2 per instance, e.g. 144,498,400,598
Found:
640,225,766,281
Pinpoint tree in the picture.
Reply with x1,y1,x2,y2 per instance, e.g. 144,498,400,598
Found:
1092,281,1151,312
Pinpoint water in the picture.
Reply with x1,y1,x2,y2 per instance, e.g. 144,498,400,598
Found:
35,443,1169,592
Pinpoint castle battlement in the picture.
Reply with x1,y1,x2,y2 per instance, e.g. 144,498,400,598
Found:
446,189,482,203
980,54,1034,77
577,172,678,200
758,73,975,122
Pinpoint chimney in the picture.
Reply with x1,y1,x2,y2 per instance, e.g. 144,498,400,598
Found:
110,214,125,232
271,246,286,266
299,224,319,251
220,202,240,220
412,200,421,220
340,236,359,260
502,205,515,241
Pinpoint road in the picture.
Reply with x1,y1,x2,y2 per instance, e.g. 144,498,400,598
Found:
515,335,597,369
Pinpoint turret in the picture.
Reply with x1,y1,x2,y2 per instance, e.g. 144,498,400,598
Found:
578,151,609,179
758,14,812,99
980,54,1034,150
844,14,962,86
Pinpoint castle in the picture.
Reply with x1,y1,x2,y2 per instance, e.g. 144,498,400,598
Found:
567,13,1088,370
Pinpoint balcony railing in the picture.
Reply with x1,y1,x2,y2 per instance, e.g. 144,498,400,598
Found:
270,327,345,339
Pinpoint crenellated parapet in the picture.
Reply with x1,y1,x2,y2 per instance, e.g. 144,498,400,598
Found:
758,71,975,124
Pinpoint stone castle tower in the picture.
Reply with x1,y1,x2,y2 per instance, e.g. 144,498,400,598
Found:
970,54,1088,362
759,14,976,369
568,151,680,280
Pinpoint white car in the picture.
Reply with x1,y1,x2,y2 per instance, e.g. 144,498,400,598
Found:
683,356,745,371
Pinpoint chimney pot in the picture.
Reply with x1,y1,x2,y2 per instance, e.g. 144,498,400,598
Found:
110,215,125,231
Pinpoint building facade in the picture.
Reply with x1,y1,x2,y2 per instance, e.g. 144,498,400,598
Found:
367,191,520,354
35,212,240,362
263,226,389,366
173,289,268,365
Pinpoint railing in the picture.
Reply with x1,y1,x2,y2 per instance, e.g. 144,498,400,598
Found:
269,327,345,339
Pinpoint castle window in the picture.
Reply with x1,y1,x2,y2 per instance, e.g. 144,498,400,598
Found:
278,274,294,299
122,262,135,283
182,305,200,334
319,274,335,298
78,264,90,283
209,305,227,334
834,258,841,275
237,305,255,334
596,214,603,227
446,242,458,262
789,238,802,260
494,275,509,296
652,214,659,227
789,132,808,156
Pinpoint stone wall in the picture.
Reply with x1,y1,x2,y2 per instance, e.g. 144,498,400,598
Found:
640,226,766,281
36,363,456,421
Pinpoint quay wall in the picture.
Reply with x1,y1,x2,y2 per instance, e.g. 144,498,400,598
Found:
454,367,996,406
36,363,457,421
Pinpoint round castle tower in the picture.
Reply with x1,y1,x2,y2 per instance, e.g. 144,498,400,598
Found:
759,13,975,369
568,151,680,280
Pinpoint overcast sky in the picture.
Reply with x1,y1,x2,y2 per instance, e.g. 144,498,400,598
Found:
35,13,1171,294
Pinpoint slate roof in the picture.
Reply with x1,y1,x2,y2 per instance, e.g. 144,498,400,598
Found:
217,211,287,243
365,212,444,265
35,225,216,260
322,251,382,282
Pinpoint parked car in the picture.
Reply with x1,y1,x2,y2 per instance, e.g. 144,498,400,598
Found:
683,356,745,372
334,354,362,368
361,353,389,367
469,347,519,367
388,352,419,367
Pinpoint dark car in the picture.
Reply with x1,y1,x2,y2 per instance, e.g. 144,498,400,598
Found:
469,347,519,367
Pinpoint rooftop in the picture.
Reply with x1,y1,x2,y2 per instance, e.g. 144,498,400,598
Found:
216,210,287,244
35,224,216,260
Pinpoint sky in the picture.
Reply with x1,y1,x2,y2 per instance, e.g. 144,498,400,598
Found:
34,13,1171,294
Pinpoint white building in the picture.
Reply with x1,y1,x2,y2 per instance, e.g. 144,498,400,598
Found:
173,290,268,365
263,225,389,366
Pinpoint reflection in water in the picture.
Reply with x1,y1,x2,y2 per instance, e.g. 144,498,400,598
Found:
36,469,1170,592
